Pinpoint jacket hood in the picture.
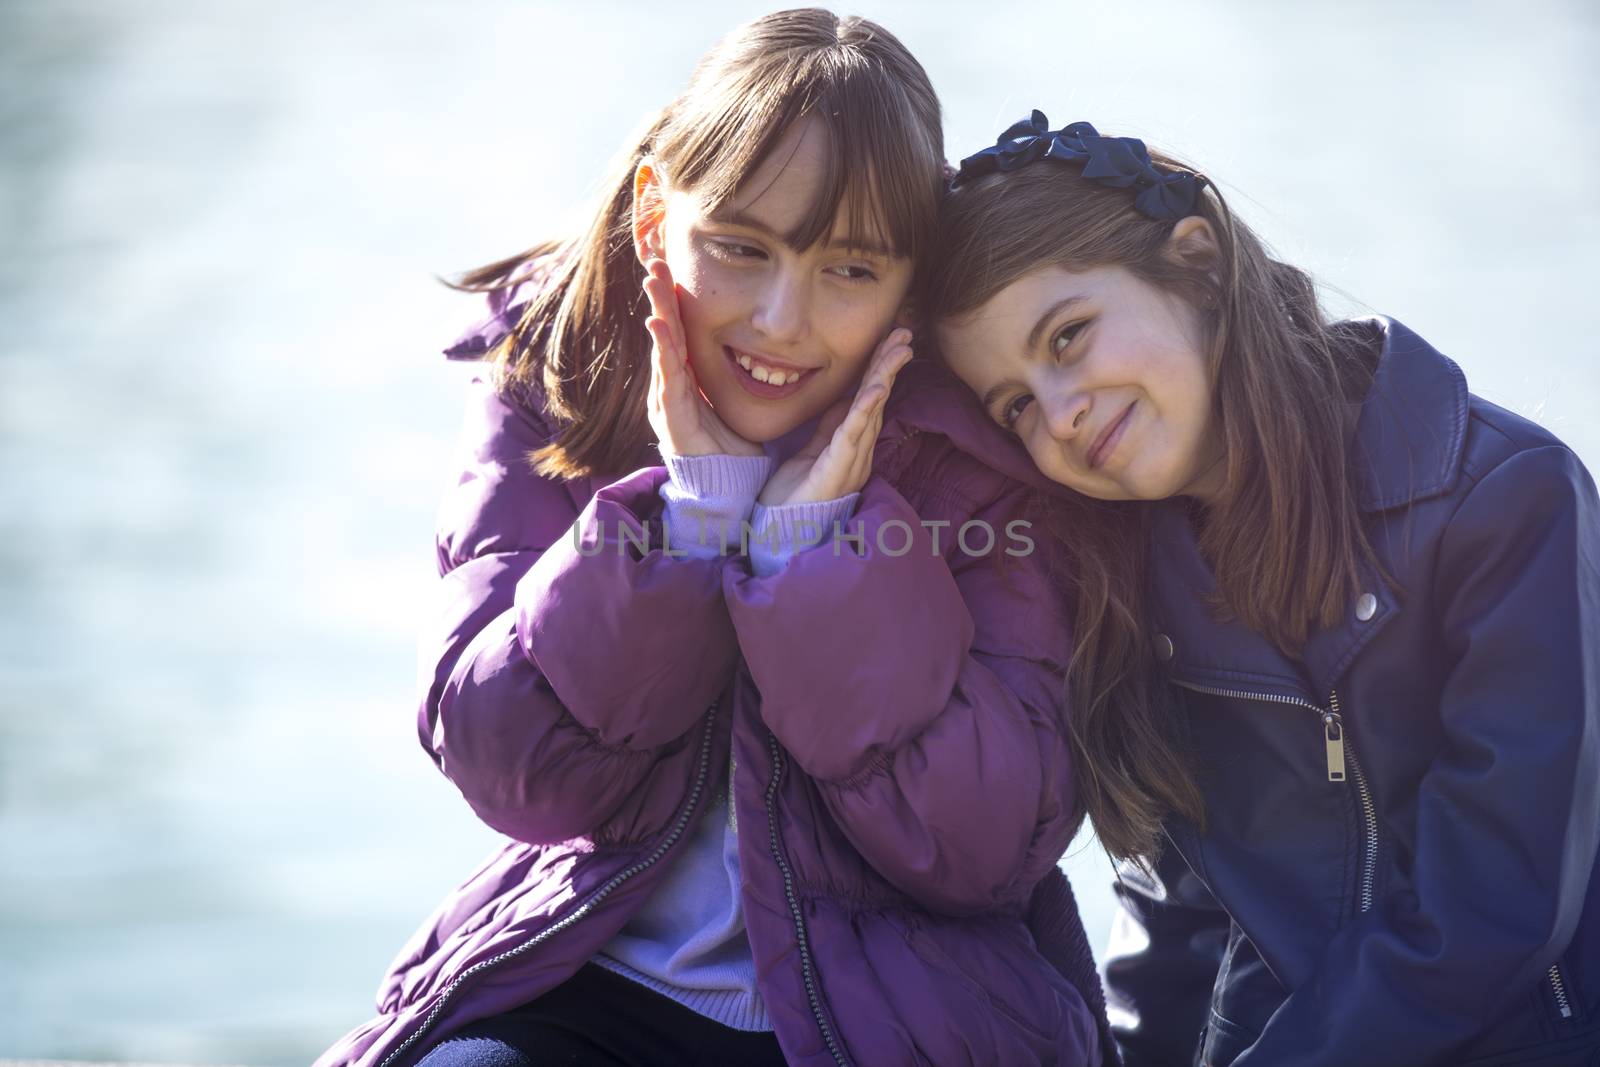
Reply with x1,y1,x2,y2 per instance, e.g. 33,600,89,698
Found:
879,354,1074,498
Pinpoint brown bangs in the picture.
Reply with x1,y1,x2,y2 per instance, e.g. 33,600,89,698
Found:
662,26,942,263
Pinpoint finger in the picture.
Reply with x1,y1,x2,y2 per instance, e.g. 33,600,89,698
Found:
872,327,911,368
645,318,673,418
646,305,683,384
647,314,680,372
870,351,910,404
836,391,884,490
665,332,703,423
850,399,887,487
648,315,694,414
869,334,914,390
862,346,912,417
839,384,884,448
645,284,688,370
805,395,853,453
860,368,894,446
653,259,690,358
865,393,888,454
646,317,672,380
643,264,689,361
642,262,671,318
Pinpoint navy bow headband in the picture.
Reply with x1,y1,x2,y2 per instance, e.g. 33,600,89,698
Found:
953,110,1200,221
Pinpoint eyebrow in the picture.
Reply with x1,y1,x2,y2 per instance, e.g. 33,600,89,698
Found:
1026,294,1091,352
979,294,1093,415
708,207,897,259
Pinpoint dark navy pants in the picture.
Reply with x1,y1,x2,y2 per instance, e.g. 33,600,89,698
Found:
413,963,790,1066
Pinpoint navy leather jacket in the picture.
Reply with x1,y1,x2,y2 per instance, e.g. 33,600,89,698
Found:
1105,319,1600,1066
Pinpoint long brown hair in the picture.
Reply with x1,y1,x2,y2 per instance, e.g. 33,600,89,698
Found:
922,144,1382,862
453,9,944,481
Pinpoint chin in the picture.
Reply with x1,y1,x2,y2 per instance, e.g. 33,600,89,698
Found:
709,397,807,445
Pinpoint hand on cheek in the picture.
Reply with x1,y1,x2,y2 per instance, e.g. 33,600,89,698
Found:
643,258,763,459
757,327,914,507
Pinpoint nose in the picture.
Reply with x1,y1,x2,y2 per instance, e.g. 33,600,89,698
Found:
1038,384,1091,444
750,266,811,345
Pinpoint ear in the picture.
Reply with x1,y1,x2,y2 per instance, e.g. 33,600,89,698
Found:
1162,215,1219,272
632,161,667,265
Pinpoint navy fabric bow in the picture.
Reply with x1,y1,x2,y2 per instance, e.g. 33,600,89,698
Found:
953,111,1199,220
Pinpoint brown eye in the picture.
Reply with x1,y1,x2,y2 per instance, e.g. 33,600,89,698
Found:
707,239,766,261
830,264,878,282
1001,394,1033,428
1051,320,1086,356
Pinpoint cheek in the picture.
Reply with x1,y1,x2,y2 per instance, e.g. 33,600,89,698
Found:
821,288,898,364
1023,433,1089,497
668,251,740,336
1169,352,1215,445
1134,351,1215,493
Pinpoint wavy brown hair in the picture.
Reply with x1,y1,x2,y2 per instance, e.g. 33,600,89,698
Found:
452,9,944,481
921,144,1383,862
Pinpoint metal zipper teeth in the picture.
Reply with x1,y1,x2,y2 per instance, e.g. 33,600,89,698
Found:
764,731,849,1067
1549,962,1574,1020
378,706,720,1067
1170,680,1380,914
1327,691,1379,913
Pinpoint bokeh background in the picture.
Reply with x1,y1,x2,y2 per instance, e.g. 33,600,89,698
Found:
2,0,1596,1062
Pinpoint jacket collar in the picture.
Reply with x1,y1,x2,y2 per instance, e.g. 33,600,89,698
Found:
1350,316,1470,512
1150,316,1467,699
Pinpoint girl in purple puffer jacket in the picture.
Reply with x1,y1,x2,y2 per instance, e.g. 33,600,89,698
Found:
313,11,1109,1067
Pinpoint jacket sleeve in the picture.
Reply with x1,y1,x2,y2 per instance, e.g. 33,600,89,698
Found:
1232,444,1600,1066
1103,848,1229,1067
723,468,1078,915
420,376,740,844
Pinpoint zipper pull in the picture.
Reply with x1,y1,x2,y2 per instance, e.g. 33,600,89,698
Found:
1322,711,1347,782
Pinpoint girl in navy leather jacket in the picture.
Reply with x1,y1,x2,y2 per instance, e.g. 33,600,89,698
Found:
925,113,1600,1066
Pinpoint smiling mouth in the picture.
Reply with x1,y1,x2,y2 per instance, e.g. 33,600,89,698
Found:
732,343,819,385
724,346,815,387
1087,401,1135,470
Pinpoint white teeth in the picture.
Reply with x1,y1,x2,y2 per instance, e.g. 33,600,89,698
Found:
732,349,803,387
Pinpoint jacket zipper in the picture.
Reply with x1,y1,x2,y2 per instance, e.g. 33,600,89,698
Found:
1327,691,1380,913
378,705,720,1067
1171,680,1379,914
1549,961,1574,1020
765,731,850,1067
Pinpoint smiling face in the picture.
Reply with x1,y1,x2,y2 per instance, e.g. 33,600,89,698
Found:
937,263,1225,502
638,117,914,444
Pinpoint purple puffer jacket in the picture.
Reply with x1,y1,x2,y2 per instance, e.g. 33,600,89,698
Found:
313,305,1111,1066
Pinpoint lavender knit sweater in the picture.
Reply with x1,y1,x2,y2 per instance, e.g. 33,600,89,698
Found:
592,437,858,1031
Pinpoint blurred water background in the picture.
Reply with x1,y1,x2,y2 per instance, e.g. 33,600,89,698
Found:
1,0,1596,1062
